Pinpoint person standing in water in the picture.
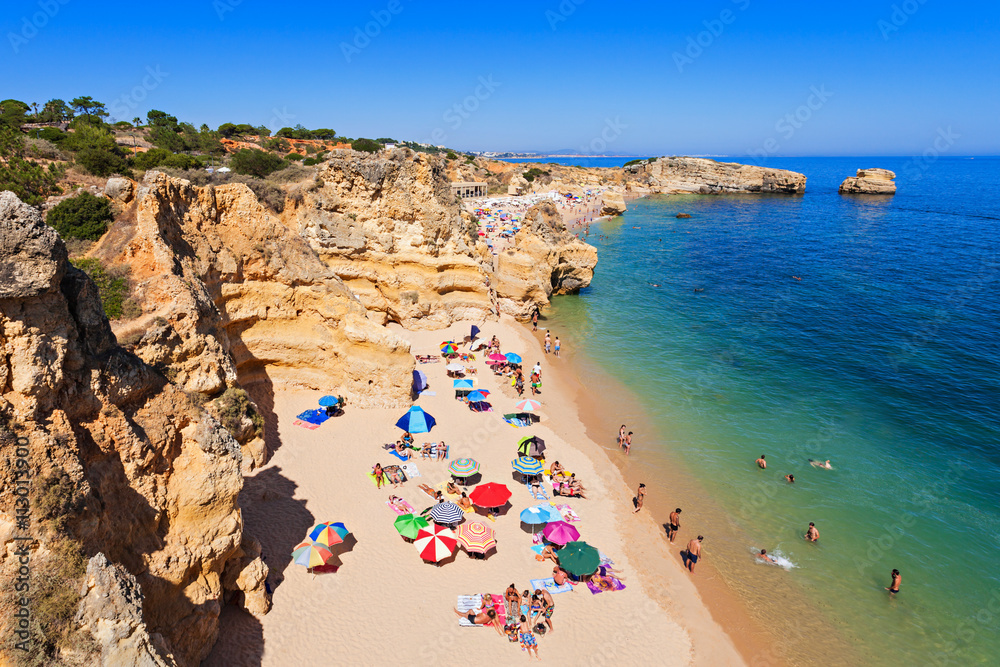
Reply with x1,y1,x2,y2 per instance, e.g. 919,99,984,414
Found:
624,432,633,455
531,308,539,331
805,522,819,542
618,425,627,448
756,455,767,469
667,508,682,542
554,336,561,357
685,536,704,573
886,569,901,594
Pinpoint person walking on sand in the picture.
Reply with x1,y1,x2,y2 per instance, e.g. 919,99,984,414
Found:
756,454,767,469
518,615,540,659
544,332,551,354
633,483,646,513
554,336,561,357
886,568,901,594
805,522,819,542
686,536,704,573
668,508,682,542
624,431,633,455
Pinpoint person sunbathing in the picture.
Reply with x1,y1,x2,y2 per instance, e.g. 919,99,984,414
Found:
417,484,439,499
395,442,412,460
452,607,504,637
436,441,447,462
552,567,570,586
388,495,410,513
538,544,560,564
458,492,472,510
549,461,565,476
446,481,462,496
373,464,386,489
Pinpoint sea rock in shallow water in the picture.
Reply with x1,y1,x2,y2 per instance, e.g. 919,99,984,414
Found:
839,168,897,195
600,191,627,217
676,213,692,219
626,157,807,194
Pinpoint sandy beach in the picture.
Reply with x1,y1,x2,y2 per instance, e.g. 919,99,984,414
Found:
206,318,744,666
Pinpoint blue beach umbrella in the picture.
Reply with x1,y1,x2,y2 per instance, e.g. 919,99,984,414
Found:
318,395,340,407
505,353,522,364
395,406,437,433
519,505,556,525
470,325,481,340
429,502,465,525
412,369,428,393
453,379,475,389
512,456,544,476
467,390,490,403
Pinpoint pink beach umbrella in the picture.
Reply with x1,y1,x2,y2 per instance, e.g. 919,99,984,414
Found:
542,520,581,546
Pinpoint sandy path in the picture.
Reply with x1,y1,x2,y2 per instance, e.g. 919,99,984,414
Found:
205,319,741,666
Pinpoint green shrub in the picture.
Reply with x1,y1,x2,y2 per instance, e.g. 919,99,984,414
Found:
37,127,66,142
230,148,286,178
216,387,263,437
302,157,318,166
76,147,131,177
229,174,286,212
70,257,133,319
522,168,549,183
46,192,113,240
446,151,458,160
0,127,64,205
351,138,381,153
286,152,304,161
133,148,201,171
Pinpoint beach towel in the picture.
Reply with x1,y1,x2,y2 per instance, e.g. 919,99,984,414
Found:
390,450,411,462
384,465,406,485
292,419,321,430
419,390,437,396
312,563,339,575
503,413,531,428
555,504,581,523
586,575,626,595
456,594,507,627
530,578,574,595
434,481,461,501
400,462,421,479
417,356,441,364
469,401,493,412
295,409,330,426
386,498,415,515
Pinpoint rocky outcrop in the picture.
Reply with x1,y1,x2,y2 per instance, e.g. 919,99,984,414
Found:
75,553,176,667
839,168,896,195
292,151,493,329
0,191,268,667
600,191,627,217
494,201,598,319
92,172,414,413
626,156,807,194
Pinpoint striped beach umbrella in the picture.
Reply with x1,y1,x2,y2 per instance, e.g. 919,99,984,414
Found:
466,390,490,403
453,379,475,389
429,502,465,525
519,505,557,525
395,406,437,433
514,399,541,412
505,352,522,364
414,524,457,562
456,521,497,554
470,482,511,509
291,540,335,568
440,342,458,355
448,458,480,478
394,513,430,540
558,541,601,576
512,456,544,476
308,522,349,547
542,520,580,546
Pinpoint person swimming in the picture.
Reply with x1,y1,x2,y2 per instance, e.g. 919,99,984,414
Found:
757,549,775,564
809,459,833,469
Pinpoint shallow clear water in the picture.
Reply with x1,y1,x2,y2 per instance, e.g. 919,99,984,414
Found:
546,157,1000,665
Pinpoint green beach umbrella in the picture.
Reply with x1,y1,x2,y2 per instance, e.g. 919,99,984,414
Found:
394,513,430,540
558,540,601,577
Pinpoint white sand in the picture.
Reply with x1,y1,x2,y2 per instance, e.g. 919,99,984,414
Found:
205,319,743,666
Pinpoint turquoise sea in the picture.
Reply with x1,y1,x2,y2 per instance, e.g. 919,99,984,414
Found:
544,157,1000,665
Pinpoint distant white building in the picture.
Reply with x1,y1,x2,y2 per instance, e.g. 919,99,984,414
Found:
384,144,396,151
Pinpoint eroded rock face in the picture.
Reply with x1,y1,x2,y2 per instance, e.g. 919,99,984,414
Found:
600,191,627,217
0,191,268,667
839,168,897,195
93,172,414,411
293,151,493,329
627,156,807,194
494,201,598,319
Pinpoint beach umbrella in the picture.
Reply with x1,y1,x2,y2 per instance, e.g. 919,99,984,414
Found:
517,435,547,458
308,522,349,547
395,406,437,433
505,353,522,364
412,369,428,393
471,340,488,351
429,502,465,525
470,482,511,509
440,342,458,355
291,540,335,568
394,513,429,540
466,390,490,402
542,521,580,546
512,456,544,476
488,353,507,362
519,505,556,525
456,521,497,554
558,541,601,576
318,395,340,407
414,524,458,562
514,399,541,413
453,378,475,389
470,325,481,340
485,358,504,366
446,363,465,372
449,458,480,478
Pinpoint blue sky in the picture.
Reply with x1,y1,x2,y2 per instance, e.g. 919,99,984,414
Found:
3,0,998,156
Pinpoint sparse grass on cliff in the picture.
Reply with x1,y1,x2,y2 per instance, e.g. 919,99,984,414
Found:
216,387,264,438
70,257,141,320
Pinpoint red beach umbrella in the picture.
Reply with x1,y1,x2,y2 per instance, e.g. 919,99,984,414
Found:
414,524,458,562
470,482,512,509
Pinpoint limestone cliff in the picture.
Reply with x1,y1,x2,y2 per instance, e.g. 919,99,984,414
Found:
0,191,267,666
600,191,627,216
625,156,807,194
92,172,414,416
839,168,897,195
291,151,494,329
494,201,598,320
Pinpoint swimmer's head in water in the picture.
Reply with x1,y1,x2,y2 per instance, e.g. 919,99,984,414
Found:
892,569,900,575
760,549,767,555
